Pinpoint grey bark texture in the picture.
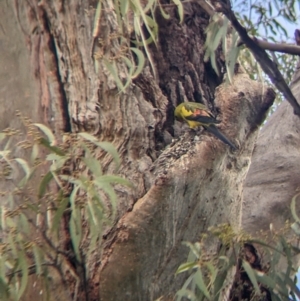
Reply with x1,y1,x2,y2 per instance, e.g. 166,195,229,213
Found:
242,59,300,234
0,0,277,300
99,70,275,301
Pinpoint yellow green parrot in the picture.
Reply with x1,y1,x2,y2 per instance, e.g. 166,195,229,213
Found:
174,102,237,150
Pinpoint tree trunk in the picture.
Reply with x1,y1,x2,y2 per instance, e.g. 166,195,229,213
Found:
242,58,300,234
1,1,276,300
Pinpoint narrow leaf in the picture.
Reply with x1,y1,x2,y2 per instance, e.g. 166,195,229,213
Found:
103,60,125,91
96,175,132,187
51,197,70,233
92,0,102,37
15,158,31,180
120,0,129,17
34,123,55,144
96,142,121,169
194,269,211,299
242,260,261,294
17,250,29,299
172,0,184,23
78,133,121,168
38,172,54,198
39,138,65,156
130,47,145,79
32,244,43,275
176,261,198,274
83,154,102,178
30,143,39,164
291,193,300,222
70,211,82,262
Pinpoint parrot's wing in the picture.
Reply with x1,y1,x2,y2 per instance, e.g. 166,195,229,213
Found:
184,102,208,111
185,114,220,125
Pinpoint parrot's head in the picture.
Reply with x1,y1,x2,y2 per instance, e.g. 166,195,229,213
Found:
174,104,184,122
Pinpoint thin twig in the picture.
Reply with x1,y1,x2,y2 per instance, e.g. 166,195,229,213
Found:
6,262,55,278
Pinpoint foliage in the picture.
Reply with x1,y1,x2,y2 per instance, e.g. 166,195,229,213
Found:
0,116,130,300
235,0,298,112
93,0,299,118
176,211,300,301
233,0,297,41
92,0,183,91
205,0,299,115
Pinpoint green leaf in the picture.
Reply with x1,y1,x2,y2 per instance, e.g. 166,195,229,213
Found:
30,143,39,164
87,199,99,226
18,213,30,235
120,0,129,17
97,142,121,169
226,31,240,84
213,269,228,300
176,288,196,301
38,172,54,198
86,207,102,271
70,185,80,214
133,16,156,77
94,59,99,74
95,175,132,187
103,59,125,91
0,278,9,300
15,158,31,180
78,132,98,143
194,269,211,299
34,123,55,144
291,192,300,222
158,2,170,19
70,211,82,262
0,252,7,281
39,137,65,156
242,260,261,294
172,0,184,23
0,132,6,143
291,222,300,235
213,18,228,52
48,154,68,171
4,137,12,151
95,182,116,217
79,133,121,169
82,151,102,178
17,250,29,299
175,261,198,274
130,47,145,79
92,0,102,37
8,232,18,258
285,275,300,298
182,241,201,259
32,244,43,276
274,273,290,298
206,262,217,282
51,197,69,234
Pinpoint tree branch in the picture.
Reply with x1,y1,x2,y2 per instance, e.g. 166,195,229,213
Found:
238,37,300,56
213,1,300,116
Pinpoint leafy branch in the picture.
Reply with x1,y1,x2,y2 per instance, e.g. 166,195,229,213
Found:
0,120,131,300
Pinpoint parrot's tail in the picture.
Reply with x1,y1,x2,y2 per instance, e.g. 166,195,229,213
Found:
204,124,237,150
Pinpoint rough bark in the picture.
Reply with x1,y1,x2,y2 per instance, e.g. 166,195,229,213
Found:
1,0,276,300
99,69,275,300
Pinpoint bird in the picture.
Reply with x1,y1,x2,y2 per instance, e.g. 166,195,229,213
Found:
174,102,237,150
